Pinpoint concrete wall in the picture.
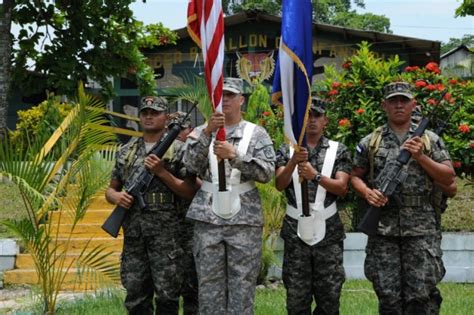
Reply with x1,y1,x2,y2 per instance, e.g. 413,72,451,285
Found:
269,232,474,283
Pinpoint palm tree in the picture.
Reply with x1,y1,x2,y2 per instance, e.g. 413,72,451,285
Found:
0,85,120,314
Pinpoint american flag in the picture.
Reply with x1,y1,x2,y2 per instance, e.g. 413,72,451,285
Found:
187,0,226,141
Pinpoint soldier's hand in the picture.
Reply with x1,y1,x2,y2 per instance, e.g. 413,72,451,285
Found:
115,191,134,209
204,112,225,136
403,136,424,160
298,161,317,181
145,154,165,176
290,148,308,166
365,188,388,207
213,140,237,160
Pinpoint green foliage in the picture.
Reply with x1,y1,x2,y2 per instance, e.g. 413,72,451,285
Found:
223,0,391,33
9,1,177,99
316,42,473,178
441,34,474,54
332,11,392,33
0,85,120,314
9,97,73,157
167,74,213,121
455,0,474,17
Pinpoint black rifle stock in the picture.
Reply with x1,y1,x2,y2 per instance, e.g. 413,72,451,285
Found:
357,117,430,236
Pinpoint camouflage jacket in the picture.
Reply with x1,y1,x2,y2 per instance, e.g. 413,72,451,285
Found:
276,137,352,246
111,135,188,237
183,120,276,226
353,123,451,236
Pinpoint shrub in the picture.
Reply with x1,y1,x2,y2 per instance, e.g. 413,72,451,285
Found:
9,96,73,156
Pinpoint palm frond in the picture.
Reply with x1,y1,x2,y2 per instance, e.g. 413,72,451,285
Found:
166,74,213,121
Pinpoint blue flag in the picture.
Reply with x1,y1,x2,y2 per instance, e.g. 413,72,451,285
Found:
272,0,313,147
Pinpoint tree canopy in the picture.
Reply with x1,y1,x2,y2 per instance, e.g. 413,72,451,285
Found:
441,34,474,54
455,0,474,17
9,0,177,99
222,0,391,33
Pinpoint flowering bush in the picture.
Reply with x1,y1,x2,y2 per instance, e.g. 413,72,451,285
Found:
316,42,473,178
9,96,73,156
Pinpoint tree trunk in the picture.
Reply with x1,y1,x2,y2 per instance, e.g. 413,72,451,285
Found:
0,0,12,139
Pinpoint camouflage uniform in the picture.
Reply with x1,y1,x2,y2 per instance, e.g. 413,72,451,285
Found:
276,137,352,315
183,120,275,315
111,134,189,314
353,123,451,315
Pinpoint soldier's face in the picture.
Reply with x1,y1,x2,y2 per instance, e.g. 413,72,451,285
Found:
382,96,416,125
139,109,167,133
222,91,244,116
306,110,327,136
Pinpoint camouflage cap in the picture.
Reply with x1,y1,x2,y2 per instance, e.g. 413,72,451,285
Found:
171,111,192,128
310,96,327,114
383,82,413,100
223,77,244,94
140,96,168,112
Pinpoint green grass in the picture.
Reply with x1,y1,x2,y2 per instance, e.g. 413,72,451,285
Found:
12,281,474,314
0,180,27,238
442,178,474,231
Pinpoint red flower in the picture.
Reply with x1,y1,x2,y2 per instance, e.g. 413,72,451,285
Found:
425,84,437,91
262,111,271,117
443,93,452,101
437,83,445,91
404,66,419,72
331,82,342,89
427,99,438,106
327,89,338,96
342,61,352,69
426,62,441,74
355,108,365,115
458,124,470,134
338,118,351,127
415,80,427,88
449,79,458,85
453,161,462,168
345,82,354,88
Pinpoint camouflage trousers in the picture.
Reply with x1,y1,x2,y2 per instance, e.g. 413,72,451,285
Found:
281,223,345,315
193,221,262,315
178,219,199,315
364,234,445,315
121,233,184,315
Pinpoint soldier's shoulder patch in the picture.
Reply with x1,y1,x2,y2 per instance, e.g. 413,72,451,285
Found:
264,146,275,159
356,144,365,154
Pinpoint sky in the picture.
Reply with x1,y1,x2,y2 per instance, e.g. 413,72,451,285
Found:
130,0,473,43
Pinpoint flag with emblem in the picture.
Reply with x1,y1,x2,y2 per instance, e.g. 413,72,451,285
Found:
271,0,313,147
187,0,226,141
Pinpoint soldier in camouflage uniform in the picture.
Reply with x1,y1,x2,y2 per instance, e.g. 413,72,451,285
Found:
105,96,199,315
183,78,275,315
275,97,351,315
351,82,456,315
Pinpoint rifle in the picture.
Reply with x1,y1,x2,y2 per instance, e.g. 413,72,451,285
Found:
357,117,429,236
102,104,197,237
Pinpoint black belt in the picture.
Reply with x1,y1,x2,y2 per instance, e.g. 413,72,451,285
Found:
144,192,175,204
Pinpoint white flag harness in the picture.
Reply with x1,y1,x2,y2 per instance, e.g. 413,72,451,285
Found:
286,140,339,245
201,122,256,219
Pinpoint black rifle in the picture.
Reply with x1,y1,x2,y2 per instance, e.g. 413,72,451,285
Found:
357,117,429,236
102,104,196,237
